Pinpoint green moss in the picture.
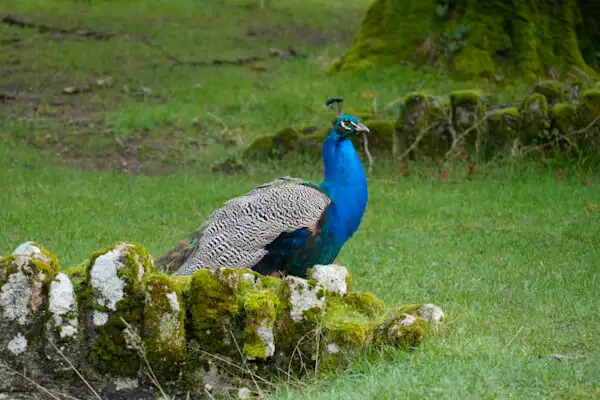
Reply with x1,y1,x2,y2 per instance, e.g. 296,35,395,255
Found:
375,313,427,348
519,93,550,144
345,292,385,316
550,103,578,135
243,127,299,160
241,289,279,360
142,274,186,377
321,296,386,347
188,269,239,354
534,80,566,103
579,89,600,124
332,0,597,81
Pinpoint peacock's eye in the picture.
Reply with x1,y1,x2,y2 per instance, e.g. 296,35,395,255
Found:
340,120,352,130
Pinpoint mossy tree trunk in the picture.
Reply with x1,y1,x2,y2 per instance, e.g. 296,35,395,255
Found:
331,0,600,80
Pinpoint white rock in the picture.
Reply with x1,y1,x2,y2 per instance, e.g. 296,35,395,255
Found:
310,264,348,295
400,313,417,327
12,241,51,269
286,276,325,323
256,321,275,358
0,271,32,325
7,333,28,355
326,343,340,354
237,387,252,399
48,273,78,338
93,310,109,326
165,291,180,312
419,303,445,326
90,245,126,310
114,377,139,391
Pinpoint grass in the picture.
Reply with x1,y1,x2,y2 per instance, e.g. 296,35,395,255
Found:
1,0,600,398
1,0,528,173
2,138,599,398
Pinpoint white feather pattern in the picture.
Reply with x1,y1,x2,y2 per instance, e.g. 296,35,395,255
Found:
175,177,331,276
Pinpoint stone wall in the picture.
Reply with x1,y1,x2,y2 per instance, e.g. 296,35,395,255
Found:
243,81,600,163
0,242,444,399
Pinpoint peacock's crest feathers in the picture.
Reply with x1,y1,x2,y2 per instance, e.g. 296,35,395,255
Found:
158,176,331,276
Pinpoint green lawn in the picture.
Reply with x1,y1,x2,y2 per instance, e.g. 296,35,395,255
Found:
2,139,599,398
1,0,600,398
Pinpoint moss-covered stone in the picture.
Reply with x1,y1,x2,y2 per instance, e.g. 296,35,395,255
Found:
534,80,566,104
486,107,520,159
79,242,156,377
519,93,550,144
376,313,427,347
331,0,598,81
576,89,600,153
243,128,299,160
142,274,186,378
551,103,578,132
578,89,600,126
0,241,448,397
0,242,60,391
397,92,451,158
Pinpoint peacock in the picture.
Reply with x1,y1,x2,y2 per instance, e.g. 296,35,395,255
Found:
157,98,369,278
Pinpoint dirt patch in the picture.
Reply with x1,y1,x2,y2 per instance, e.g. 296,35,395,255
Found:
247,24,354,46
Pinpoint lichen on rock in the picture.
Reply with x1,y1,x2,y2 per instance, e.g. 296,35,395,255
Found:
0,242,59,392
78,241,155,377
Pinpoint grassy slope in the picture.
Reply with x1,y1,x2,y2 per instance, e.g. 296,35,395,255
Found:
1,0,599,398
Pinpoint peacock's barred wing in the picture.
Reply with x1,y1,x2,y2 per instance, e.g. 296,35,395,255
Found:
157,177,331,276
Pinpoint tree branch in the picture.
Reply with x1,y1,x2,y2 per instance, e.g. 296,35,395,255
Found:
1,15,114,40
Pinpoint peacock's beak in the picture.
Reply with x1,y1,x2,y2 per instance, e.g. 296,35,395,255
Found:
355,122,370,133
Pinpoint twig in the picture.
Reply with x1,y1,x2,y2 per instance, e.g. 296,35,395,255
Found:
443,114,490,161
140,36,264,67
198,350,274,386
119,318,170,400
568,114,600,137
0,360,63,400
203,388,217,400
362,134,373,173
1,15,114,40
398,124,435,160
47,340,103,400
229,330,264,398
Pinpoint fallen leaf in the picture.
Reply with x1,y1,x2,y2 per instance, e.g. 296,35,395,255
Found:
551,354,569,361
440,170,449,182
581,177,591,185
435,280,444,288
397,169,409,176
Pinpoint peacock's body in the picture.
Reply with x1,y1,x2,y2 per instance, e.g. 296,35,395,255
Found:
158,100,369,278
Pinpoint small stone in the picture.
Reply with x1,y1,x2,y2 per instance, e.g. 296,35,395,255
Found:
237,387,252,399
7,333,27,355
286,276,325,323
419,303,445,328
310,264,349,295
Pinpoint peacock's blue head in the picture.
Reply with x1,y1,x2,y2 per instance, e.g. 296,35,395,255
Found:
331,115,370,139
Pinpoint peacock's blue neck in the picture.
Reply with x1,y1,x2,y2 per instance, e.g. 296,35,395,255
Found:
320,134,368,244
